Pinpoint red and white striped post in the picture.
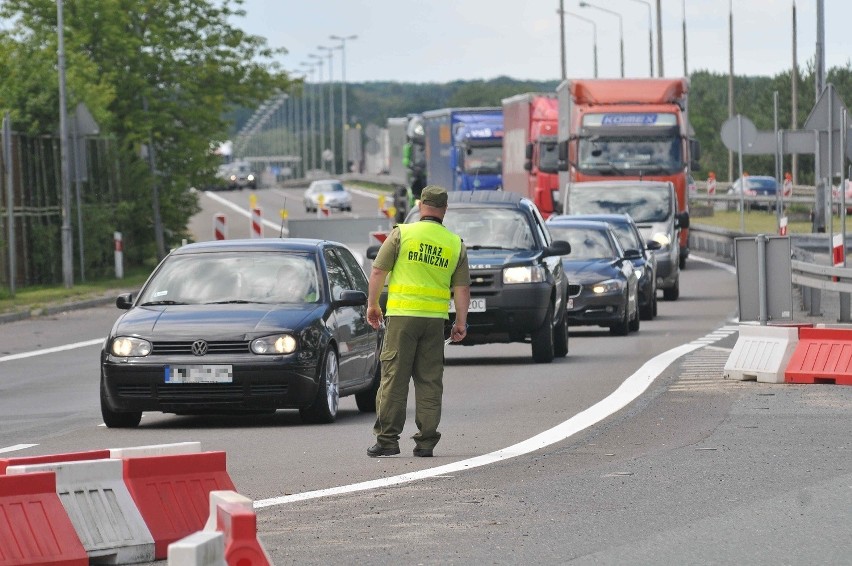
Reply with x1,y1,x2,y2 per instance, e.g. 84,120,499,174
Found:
214,213,227,240
113,231,124,279
251,208,263,238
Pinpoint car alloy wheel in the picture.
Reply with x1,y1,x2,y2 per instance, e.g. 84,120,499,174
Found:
300,347,340,423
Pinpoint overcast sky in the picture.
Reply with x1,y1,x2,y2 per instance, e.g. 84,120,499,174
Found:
238,0,849,84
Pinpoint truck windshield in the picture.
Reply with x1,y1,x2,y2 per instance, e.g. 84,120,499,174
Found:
444,208,536,250
539,141,559,173
461,145,502,175
568,185,672,223
578,136,681,174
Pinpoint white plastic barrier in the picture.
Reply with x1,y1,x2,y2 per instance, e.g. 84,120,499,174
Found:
204,490,253,532
168,531,227,566
6,459,155,563
723,324,801,383
110,441,202,459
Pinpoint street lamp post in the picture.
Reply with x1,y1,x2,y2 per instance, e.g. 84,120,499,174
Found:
300,61,318,172
624,0,654,77
318,45,340,174
682,0,688,76
579,1,623,78
566,12,598,78
330,34,357,173
308,53,326,171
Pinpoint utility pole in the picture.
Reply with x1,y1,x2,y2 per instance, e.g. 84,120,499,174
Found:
57,0,73,287
559,0,567,80
791,1,799,183
728,0,735,182
655,0,664,77
815,0,825,100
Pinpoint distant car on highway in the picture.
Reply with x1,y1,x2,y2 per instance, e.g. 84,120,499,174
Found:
304,180,353,212
727,175,778,210
553,213,660,320
100,239,382,427
545,217,640,336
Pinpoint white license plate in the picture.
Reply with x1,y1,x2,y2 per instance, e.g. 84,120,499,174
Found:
567,298,574,309
165,365,233,384
449,298,486,313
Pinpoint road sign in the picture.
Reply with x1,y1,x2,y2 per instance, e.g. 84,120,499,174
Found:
735,236,793,323
720,115,757,153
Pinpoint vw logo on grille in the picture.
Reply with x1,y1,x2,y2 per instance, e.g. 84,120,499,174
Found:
191,340,208,356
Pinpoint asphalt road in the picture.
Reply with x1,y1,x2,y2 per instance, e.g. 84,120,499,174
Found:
1,182,849,564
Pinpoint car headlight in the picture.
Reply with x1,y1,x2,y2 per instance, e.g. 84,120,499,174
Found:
247,174,255,182
591,279,624,294
652,232,672,251
230,175,237,182
503,265,545,284
111,337,152,357
251,334,297,355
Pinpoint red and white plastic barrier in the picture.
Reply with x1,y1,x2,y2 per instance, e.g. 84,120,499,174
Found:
251,208,263,238
214,213,227,240
0,442,247,565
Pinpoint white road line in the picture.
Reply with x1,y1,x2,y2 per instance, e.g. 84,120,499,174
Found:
0,338,104,363
255,331,728,509
690,253,737,274
0,443,38,454
201,190,286,234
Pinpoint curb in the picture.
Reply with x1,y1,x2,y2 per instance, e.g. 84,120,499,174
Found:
0,294,124,325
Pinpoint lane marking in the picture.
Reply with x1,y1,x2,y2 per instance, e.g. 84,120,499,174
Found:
0,443,38,454
0,338,104,363
256,329,731,509
201,190,287,234
689,253,736,274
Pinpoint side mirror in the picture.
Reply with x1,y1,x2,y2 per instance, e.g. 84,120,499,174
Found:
645,240,662,251
557,140,568,171
366,245,381,260
335,290,367,307
543,240,571,257
676,211,690,229
116,292,134,310
623,249,643,261
525,142,534,160
523,161,532,172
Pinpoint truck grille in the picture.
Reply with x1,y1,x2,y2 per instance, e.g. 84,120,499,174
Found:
469,272,497,288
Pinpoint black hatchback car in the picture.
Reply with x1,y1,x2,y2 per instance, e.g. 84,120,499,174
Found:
552,213,661,320
390,191,571,363
100,239,382,427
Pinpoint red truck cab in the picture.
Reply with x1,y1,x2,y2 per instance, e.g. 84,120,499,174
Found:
556,79,699,268
502,93,561,217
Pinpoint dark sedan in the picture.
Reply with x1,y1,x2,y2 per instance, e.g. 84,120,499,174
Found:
100,239,382,427
546,218,640,336
552,213,661,320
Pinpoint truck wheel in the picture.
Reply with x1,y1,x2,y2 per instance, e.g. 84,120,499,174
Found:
663,278,680,301
679,254,687,270
553,309,569,358
531,305,555,363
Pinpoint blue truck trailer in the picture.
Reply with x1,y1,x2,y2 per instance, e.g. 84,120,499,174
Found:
422,107,504,191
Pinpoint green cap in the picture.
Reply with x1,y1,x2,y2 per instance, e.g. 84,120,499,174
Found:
420,185,448,208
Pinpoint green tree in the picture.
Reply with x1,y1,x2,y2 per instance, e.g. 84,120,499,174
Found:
0,0,291,261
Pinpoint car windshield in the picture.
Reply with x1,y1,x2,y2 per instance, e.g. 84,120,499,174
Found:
312,182,345,193
138,252,320,305
442,208,536,249
607,222,642,251
548,226,618,261
568,185,672,223
578,136,681,174
746,178,777,190
539,140,559,173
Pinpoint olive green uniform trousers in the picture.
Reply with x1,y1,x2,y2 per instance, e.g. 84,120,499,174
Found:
373,316,445,450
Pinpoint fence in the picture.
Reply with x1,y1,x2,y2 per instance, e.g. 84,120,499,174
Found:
1,129,124,289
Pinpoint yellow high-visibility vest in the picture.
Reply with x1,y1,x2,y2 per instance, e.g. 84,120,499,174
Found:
386,221,462,318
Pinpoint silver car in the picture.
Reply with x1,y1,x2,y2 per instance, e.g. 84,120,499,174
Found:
304,180,353,212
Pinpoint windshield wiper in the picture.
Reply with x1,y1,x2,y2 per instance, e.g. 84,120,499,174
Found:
205,299,261,304
140,300,187,306
467,245,509,250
